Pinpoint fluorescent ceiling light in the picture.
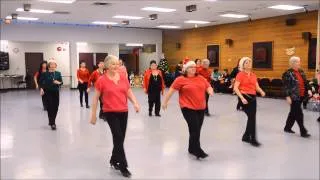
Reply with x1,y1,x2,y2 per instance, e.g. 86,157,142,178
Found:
77,42,87,45
39,0,75,3
157,25,180,29
125,43,143,47
185,20,210,24
268,5,304,11
220,13,248,18
204,0,217,1
16,8,54,14
113,15,143,20
92,21,118,25
6,16,39,21
141,7,176,12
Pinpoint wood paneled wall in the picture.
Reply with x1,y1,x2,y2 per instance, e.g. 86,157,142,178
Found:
163,11,318,79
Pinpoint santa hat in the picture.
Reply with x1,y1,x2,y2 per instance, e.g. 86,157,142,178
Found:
183,60,196,72
183,57,190,65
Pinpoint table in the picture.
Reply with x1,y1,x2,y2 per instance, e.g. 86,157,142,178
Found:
0,75,24,89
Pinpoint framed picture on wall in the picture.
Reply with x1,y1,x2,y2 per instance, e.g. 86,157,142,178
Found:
207,45,219,67
308,38,317,69
252,41,273,69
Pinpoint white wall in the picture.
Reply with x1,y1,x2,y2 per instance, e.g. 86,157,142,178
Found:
0,41,71,85
139,51,158,74
1,23,163,88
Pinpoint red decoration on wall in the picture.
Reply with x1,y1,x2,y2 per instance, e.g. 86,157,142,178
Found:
57,47,62,51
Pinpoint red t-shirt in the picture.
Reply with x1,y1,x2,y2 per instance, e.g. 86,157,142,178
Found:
293,70,305,97
171,76,210,110
235,71,257,95
95,74,130,112
88,69,104,87
197,67,212,83
77,68,90,83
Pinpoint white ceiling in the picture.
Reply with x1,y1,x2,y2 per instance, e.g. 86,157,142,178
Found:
1,0,319,29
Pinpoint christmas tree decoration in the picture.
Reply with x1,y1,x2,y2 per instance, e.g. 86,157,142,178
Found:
158,58,169,73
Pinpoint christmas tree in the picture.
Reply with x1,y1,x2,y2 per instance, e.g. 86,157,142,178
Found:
158,58,169,73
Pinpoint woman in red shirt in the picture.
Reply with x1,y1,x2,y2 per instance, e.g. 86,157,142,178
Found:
197,59,213,116
77,61,91,108
34,61,48,110
88,61,105,119
162,61,213,159
143,60,165,116
234,57,265,147
90,55,140,178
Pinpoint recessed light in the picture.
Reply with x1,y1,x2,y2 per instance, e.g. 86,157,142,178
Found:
77,42,87,46
220,13,248,18
92,21,118,25
268,5,304,11
16,8,54,14
113,15,143,20
6,16,39,21
39,0,76,4
157,25,180,29
142,7,176,13
184,20,210,24
125,43,143,47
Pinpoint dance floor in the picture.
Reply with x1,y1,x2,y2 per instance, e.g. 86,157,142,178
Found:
1,88,319,179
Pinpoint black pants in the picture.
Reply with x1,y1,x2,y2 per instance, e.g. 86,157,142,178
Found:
45,90,60,126
148,91,161,115
181,108,205,155
240,94,257,140
104,112,128,168
99,97,103,118
205,93,210,114
41,94,48,110
284,98,307,134
78,82,88,106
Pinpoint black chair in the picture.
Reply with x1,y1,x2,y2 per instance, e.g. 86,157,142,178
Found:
259,78,271,96
269,79,285,98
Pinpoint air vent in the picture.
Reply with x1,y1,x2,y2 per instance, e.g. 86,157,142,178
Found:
54,11,70,15
93,2,111,6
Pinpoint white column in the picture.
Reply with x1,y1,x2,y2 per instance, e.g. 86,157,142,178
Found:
316,10,320,75
69,41,78,88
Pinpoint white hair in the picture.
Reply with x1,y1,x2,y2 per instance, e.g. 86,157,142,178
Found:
238,57,251,71
289,56,300,67
201,59,210,65
104,55,119,69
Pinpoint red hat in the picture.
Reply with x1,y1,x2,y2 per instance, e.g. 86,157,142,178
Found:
183,56,190,64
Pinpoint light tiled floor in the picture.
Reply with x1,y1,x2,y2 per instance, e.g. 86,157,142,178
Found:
1,88,319,179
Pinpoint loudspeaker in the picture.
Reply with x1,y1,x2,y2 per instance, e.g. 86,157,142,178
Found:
186,5,197,12
176,43,181,49
302,32,312,41
286,18,296,26
225,39,233,46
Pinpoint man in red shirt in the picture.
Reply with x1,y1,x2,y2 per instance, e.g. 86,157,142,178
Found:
197,59,213,116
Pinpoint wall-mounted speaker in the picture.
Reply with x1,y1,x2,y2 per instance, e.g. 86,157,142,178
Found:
176,43,181,49
286,18,296,26
225,39,233,46
302,32,312,41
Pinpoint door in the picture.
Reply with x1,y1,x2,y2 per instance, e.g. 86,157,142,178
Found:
25,52,44,89
120,53,138,74
79,53,94,72
96,53,108,65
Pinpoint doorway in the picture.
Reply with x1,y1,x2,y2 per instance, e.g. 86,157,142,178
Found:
96,53,108,65
79,53,94,72
25,52,44,89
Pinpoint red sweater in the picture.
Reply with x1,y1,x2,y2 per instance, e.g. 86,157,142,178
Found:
77,68,90,83
143,69,165,93
88,69,104,87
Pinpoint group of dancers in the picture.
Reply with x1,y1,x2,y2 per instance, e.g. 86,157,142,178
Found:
34,54,318,178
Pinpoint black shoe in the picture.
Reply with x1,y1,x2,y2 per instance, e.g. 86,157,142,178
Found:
197,152,209,159
120,167,132,178
284,129,295,134
86,105,90,108
242,135,251,143
301,133,311,138
250,140,261,147
205,112,211,116
317,117,320,122
110,162,120,170
155,114,161,117
149,112,152,116
51,125,56,130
